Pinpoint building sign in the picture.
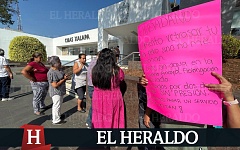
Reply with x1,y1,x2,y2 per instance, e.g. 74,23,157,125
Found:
65,34,90,43
118,1,130,24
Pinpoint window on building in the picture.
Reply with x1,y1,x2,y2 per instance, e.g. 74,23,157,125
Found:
62,47,69,55
68,48,82,55
85,47,97,55
231,28,240,36
61,44,97,56
236,0,240,7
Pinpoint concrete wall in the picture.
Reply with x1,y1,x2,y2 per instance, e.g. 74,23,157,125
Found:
123,44,138,56
99,0,170,29
127,59,240,90
58,55,94,63
0,28,53,59
123,76,140,128
98,0,171,51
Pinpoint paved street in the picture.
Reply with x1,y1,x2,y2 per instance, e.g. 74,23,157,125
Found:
0,67,90,150
0,67,240,150
0,67,89,129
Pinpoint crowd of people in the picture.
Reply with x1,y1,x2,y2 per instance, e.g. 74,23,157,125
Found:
18,48,125,126
0,47,239,129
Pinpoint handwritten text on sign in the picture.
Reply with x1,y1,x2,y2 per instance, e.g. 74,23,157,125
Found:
138,0,222,126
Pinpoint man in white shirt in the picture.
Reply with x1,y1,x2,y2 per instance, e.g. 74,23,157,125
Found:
0,48,14,101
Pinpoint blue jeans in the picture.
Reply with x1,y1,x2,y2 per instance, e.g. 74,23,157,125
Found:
86,86,94,128
0,76,11,98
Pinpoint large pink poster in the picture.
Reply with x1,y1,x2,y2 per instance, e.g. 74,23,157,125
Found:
138,0,222,126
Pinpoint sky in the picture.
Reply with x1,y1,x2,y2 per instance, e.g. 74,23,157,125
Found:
1,0,180,38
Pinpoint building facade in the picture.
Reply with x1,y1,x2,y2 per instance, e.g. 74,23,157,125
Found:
1,0,237,63
52,28,98,62
0,28,53,59
0,28,99,63
0,0,171,63
231,0,240,36
98,0,171,56
180,0,237,35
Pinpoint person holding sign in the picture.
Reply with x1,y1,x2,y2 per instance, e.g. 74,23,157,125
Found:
139,72,240,128
138,83,164,150
205,72,240,128
138,74,162,129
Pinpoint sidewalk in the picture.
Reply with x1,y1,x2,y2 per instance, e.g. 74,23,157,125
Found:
0,68,89,129
0,68,91,150
1,67,239,150
0,67,133,150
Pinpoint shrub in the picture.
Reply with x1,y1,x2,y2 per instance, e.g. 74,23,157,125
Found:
222,34,240,59
9,36,47,62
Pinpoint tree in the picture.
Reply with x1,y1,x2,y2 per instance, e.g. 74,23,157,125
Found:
0,0,18,25
9,36,47,62
222,34,240,60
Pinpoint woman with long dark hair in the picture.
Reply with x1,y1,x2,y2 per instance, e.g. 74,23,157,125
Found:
91,48,125,128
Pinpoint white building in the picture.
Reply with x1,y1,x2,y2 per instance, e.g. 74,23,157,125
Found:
0,28,53,59
98,0,171,55
0,28,99,63
52,28,98,63
0,0,171,63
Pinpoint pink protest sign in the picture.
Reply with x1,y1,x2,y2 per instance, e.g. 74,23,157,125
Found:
138,0,222,126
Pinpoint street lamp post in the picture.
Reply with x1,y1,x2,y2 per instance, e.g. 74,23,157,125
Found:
174,0,177,7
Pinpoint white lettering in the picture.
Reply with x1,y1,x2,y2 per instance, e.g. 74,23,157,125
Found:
173,131,185,144
153,131,164,144
186,131,198,144
120,131,132,144
142,131,153,144
133,131,142,144
107,131,116,144
165,131,174,144
97,131,106,144
27,129,41,144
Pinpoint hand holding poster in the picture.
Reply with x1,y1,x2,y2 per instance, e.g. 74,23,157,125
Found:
138,0,222,126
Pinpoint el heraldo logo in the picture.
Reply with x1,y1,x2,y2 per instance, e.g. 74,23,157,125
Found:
21,124,51,150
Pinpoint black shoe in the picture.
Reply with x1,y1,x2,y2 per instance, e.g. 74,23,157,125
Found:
78,109,86,113
60,114,66,120
40,106,49,110
52,120,66,125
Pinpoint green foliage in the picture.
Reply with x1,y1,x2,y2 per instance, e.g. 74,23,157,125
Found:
9,36,47,62
0,0,18,25
222,34,240,59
